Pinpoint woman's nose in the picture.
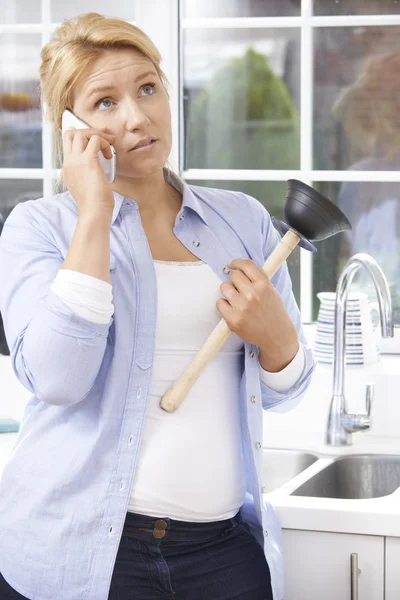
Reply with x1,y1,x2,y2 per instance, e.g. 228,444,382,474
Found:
124,102,150,129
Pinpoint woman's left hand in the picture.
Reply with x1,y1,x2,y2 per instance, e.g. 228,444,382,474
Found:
216,258,299,371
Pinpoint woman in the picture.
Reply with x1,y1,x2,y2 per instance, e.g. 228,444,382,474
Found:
0,13,314,600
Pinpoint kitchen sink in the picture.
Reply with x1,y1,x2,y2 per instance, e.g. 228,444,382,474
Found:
291,454,400,499
262,448,319,493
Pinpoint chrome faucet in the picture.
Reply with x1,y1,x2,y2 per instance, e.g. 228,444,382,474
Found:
325,253,394,446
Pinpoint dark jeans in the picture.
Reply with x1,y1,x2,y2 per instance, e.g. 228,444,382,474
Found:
108,509,272,599
0,510,272,600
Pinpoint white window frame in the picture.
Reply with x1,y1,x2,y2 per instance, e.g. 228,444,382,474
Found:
0,0,399,351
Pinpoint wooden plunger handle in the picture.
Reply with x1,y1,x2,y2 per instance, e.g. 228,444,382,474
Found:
159,229,302,413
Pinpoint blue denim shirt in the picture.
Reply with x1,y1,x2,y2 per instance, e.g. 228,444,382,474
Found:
0,170,315,600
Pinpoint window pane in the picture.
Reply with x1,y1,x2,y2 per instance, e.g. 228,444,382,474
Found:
182,0,300,18
313,26,400,171
314,0,400,16
183,28,300,170
0,1,41,23
51,3,136,22
186,179,300,306
312,181,400,326
0,34,42,168
0,180,43,356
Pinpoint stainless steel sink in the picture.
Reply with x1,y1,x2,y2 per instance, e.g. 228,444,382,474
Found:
291,454,400,499
262,448,319,493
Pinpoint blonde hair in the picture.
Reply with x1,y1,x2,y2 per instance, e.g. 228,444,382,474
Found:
333,51,400,160
39,12,175,193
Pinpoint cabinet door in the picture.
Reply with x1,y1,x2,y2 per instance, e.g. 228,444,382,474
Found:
282,529,384,600
385,537,400,600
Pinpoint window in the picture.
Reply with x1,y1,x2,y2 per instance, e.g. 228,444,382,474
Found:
180,0,400,351
0,2,138,356
1,1,399,352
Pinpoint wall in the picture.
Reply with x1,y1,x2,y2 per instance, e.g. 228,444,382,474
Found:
262,324,400,444
2,330,400,447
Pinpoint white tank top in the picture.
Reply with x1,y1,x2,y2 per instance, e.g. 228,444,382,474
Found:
50,260,304,521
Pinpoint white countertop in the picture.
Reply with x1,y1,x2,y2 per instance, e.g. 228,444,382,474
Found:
2,428,400,538
264,430,400,538
1,327,400,540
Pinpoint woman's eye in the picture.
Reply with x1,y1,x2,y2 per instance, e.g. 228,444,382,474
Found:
94,98,112,109
141,83,156,96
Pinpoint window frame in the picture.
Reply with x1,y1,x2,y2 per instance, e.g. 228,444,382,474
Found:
179,1,400,353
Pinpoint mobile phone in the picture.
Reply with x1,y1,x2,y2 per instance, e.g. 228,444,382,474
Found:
61,108,116,183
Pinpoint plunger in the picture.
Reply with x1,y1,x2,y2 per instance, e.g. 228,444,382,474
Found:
160,179,351,413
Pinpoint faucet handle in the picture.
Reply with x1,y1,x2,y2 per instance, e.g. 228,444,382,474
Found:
365,382,374,417
342,383,374,434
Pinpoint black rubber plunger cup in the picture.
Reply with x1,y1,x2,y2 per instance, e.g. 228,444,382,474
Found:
271,179,351,254
285,179,350,241
160,179,352,413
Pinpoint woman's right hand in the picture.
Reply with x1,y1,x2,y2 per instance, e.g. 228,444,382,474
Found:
61,127,117,220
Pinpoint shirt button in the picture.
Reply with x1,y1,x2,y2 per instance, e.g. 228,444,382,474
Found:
137,388,142,399
262,486,266,493
193,241,200,247
179,214,184,220
223,266,230,274
249,350,255,358
264,530,269,537
255,442,262,449
250,396,256,403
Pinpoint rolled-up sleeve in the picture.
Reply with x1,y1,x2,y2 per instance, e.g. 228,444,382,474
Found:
0,202,113,406
258,343,305,392
248,194,316,412
259,344,315,413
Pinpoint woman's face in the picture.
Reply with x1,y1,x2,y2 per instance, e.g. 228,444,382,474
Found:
71,48,172,179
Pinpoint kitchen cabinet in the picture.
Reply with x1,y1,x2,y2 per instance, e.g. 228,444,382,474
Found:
385,537,400,600
282,529,384,600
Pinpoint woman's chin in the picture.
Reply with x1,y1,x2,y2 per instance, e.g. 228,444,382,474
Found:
116,161,166,179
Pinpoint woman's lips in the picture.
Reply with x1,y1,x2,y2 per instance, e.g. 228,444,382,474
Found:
129,139,158,152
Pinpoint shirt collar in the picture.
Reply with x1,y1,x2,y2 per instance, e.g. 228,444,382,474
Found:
111,167,210,227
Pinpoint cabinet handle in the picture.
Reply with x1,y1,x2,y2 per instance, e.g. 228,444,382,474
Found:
350,553,360,599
